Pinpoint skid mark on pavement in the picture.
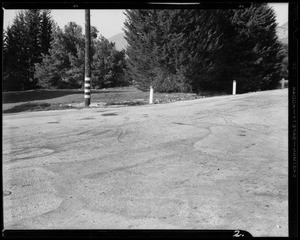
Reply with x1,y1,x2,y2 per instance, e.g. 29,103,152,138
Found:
3,147,55,163
85,157,158,180
77,130,91,135
92,129,111,136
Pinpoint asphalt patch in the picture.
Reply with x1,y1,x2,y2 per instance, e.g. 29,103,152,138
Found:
8,147,55,162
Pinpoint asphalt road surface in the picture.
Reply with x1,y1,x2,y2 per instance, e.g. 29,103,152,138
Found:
3,89,288,236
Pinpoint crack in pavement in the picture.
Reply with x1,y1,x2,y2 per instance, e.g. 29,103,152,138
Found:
117,130,127,143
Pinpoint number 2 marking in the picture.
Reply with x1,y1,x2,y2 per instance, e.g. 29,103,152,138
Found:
233,230,244,237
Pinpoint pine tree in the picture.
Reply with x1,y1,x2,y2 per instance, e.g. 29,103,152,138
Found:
3,11,28,90
3,26,21,90
124,10,157,91
92,36,127,88
34,23,127,89
124,5,283,94
39,10,53,55
34,22,84,88
124,9,223,92
228,3,283,93
24,9,43,89
3,9,53,91
173,9,224,92
279,43,288,79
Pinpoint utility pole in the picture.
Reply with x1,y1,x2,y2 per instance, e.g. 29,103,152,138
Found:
84,9,91,107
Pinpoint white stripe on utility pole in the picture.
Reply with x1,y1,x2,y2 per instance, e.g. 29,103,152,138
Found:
85,77,91,81
85,89,91,93
85,83,90,87
84,95,91,98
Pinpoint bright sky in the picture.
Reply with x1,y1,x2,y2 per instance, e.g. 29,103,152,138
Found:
3,3,288,39
3,9,127,39
268,3,289,26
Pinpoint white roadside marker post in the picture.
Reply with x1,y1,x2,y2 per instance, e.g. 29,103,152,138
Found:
149,86,154,104
233,80,236,95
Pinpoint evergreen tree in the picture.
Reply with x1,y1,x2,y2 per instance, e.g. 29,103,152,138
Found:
92,36,127,88
124,9,223,92
124,4,284,93
24,9,43,89
3,11,29,90
279,43,288,79
34,22,85,88
3,25,22,90
35,23,128,89
149,9,193,92
124,9,185,92
124,10,157,91
173,9,224,92
192,9,237,93
39,10,53,55
228,3,283,93
3,9,53,91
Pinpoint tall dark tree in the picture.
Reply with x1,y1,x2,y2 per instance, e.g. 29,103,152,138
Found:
3,26,21,91
39,10,53,55
124,10,157,91
3,9,53,91
279,43,288,79
24,9,43,89
228,3,283,93
124,9,223,92
124,4,284,94
173,9,225,92
3,11,28,90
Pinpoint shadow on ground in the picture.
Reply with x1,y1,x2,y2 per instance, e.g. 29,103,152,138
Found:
2,89,111,104
2,102,77,114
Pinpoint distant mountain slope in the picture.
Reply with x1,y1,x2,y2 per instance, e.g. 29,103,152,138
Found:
108,32,128,51
276,22,288,45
